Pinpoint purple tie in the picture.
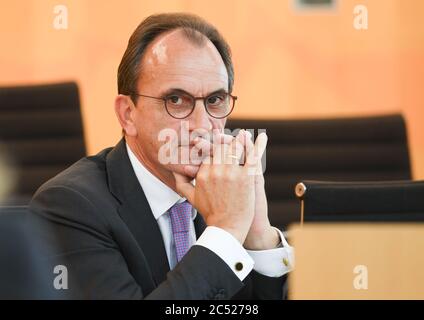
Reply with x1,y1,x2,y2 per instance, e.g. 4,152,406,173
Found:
169,200,192,263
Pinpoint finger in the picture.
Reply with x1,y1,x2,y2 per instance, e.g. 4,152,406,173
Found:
256,132,268,161
210,132,233,163
183,165,200,178
201,154,212,165
241,131,254,166
247,132,267,161
225,129,247,165
213,132,234,145
173,172,195,204
246,132,268,174
255,133,267,175
191,137,212,165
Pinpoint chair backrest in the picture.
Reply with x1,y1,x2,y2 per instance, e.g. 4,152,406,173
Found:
295,180,424,222
0,82,86,204
226,114,412,228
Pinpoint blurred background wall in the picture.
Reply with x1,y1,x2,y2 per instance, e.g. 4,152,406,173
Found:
0,0,423,178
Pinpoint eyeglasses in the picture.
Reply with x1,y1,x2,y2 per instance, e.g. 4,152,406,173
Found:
131,90,237,119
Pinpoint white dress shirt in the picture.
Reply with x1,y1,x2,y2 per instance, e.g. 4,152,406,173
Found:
126,144,294,281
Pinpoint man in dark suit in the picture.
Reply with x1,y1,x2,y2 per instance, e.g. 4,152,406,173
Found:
29,13,293,299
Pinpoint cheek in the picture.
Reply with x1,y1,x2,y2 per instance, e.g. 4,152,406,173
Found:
151,122,182,154
133,115,161,151
135,106,171,140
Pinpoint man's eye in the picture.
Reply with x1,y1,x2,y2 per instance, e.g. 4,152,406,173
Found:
207,95,224,106
167,95,183,105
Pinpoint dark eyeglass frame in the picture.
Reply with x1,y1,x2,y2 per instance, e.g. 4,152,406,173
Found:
130,91,237,119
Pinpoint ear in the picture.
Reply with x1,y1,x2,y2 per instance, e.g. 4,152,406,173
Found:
114,94,137,136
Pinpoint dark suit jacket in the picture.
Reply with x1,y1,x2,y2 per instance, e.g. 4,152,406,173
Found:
29,138,287,299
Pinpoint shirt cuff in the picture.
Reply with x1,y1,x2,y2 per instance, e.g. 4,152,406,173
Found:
195,226,254,281
246,227,295,277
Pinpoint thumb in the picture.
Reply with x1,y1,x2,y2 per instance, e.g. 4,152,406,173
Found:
172,171,195,205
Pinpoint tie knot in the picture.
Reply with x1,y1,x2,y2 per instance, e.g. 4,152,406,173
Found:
169,200,192,234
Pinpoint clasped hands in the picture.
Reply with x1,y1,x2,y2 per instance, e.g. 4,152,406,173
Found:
173,130,280,250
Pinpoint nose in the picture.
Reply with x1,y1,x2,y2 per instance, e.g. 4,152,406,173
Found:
188,99,213,132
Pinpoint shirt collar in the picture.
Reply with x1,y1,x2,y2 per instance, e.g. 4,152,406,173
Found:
126,143,197,221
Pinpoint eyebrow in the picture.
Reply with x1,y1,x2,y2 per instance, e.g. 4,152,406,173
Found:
160,88,228,97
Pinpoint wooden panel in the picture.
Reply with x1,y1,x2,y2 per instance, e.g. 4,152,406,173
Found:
289,223,424,299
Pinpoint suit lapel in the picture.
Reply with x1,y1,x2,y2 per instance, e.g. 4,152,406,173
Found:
106,139,170,287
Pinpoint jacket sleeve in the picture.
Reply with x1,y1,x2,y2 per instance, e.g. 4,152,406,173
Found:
231,270,288,300
29,185,247,299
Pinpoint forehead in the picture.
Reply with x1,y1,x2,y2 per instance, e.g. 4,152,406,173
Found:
138,29,229,94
